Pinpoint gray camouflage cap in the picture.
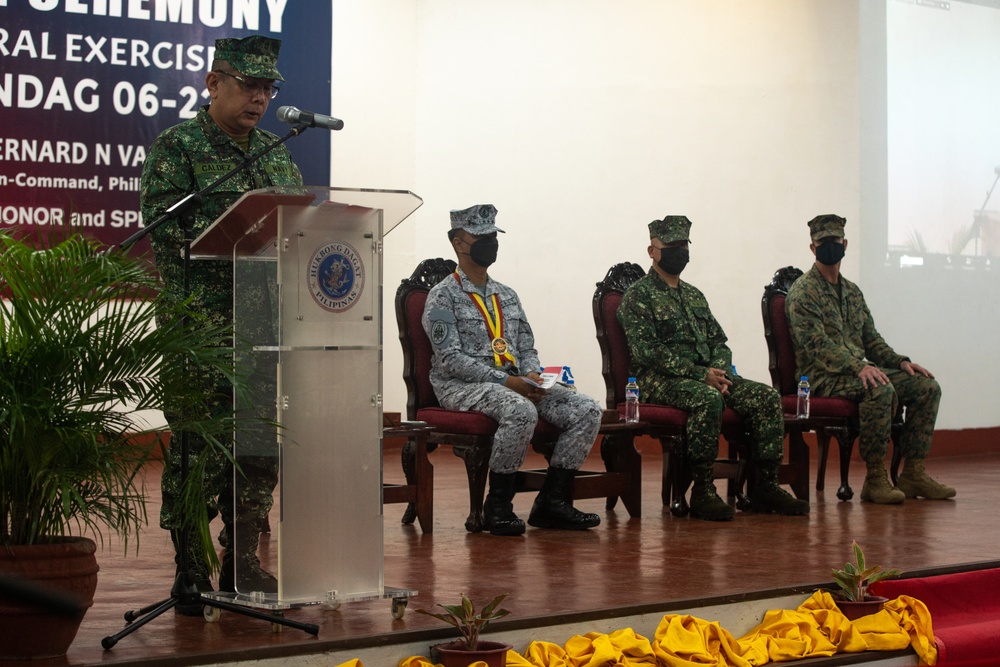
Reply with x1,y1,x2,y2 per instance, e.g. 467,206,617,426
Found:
450,204,505,235
215,36,284,81
808,214,846,241
649,215,692,244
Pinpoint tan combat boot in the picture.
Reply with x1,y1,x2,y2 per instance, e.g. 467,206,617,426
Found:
896,459,956,499
860,461,905,504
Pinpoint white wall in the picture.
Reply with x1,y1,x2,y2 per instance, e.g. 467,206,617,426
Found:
329,0,981,430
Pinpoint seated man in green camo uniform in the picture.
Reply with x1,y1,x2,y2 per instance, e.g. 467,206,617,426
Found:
786,214,955,504
617,215,809,521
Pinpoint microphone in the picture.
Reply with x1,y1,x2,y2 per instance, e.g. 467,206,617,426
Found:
275,106,344,131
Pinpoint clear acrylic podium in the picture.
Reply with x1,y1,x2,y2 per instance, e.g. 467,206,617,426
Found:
189,186,422,618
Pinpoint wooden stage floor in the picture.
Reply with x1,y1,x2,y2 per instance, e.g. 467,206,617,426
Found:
13,444,1000,667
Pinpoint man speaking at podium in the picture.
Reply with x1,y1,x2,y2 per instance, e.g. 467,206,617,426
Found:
140,35,302,609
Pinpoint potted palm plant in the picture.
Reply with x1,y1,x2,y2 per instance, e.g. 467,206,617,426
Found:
0,231,244,658
416,592,513,667
830,541,901,621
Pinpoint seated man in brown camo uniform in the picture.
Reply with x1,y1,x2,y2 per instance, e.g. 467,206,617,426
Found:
786,214,955,504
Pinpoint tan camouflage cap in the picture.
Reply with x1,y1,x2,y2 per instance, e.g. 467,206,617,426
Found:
649,215,692,244
215,36,284,81
807,214,846,241
450,204,505,235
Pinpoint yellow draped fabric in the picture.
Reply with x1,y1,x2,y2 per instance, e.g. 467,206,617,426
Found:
649,591,936,667
348,591,938,667
394,655,517,667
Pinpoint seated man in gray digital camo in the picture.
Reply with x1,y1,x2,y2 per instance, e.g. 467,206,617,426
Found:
422,204,603,536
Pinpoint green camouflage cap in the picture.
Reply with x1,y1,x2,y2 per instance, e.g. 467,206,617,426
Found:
807,214,846,241
649,215,692,244
214,36,284,81
450,204,505,235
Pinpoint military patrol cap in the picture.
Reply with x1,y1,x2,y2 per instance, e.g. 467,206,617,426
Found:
214,36,284,81
649,215,692,244
807,214,846,241
450,204,505,235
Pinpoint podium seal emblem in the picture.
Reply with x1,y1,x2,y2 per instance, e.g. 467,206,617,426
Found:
308,241,365,312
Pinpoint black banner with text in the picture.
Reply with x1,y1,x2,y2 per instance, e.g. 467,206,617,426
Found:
0,0,331,254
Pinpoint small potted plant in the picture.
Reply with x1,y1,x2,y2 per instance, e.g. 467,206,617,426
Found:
416,592,513,667
830,540,901,620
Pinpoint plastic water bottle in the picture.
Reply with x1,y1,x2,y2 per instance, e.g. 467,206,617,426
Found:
624,377,640,423
796,376,810,419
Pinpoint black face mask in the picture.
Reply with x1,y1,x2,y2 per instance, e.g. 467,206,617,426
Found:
656,246,690,275
815,241,846,266
469,237,499,267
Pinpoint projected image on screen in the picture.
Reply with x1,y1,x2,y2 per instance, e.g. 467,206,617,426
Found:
887,0,1000,262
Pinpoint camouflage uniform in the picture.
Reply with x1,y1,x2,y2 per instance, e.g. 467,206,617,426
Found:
785,264,941,462
422,267,602,473
617,268,783,465
141,103,302,535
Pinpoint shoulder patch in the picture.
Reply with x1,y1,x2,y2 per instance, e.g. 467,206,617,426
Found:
426,307,457,348
430,320,450,346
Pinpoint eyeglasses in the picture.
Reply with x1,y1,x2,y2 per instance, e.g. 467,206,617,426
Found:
214,70,280,99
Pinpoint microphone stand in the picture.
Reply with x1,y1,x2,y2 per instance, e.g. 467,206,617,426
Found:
102,124,319,649
970,170,1000,257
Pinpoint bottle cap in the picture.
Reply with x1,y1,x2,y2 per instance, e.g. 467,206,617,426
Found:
628,377,636,383
800,376,808,381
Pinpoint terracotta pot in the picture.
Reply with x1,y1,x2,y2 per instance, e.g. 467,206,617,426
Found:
0,537,99,659
835,594,888,621
435,640,512,667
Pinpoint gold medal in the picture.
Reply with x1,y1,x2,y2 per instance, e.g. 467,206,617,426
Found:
491,337,509,356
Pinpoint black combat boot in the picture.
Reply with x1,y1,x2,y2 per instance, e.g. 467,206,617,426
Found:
218,520,277,594
483,471,526,536
751,462,810,515
527,467,601,530
170,529,213,616
688,464,734,521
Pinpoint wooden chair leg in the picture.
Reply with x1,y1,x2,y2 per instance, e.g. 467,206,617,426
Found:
400,440,418,525
815,430,831,492
600,434,621,511
412,435,434,533
725,437,741,499
787,430,810,501
661,437,689,517
453,444,490,532
831,426,857,501
672,455,691,517
601,432,642,518
658,437,673,507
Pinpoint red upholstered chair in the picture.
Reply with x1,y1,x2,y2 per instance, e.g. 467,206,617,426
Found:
396,259,638,532
762,266,902,501
593,262,751,516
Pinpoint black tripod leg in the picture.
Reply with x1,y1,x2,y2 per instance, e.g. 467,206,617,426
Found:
124,597,174,623
102,597,177,649
202,598,319,636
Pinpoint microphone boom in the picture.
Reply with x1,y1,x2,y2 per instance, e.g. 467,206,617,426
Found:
276,105,344,131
